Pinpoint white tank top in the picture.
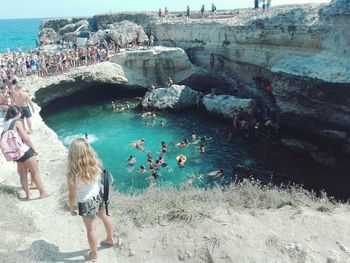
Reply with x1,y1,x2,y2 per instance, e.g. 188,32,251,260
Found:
76,174,101,203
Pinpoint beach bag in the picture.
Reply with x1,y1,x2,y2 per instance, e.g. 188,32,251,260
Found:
0,121,26,161
100,168,113,216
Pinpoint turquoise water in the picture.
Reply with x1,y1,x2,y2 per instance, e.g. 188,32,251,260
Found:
44,100,258,192
43,99,348,197
0,18,41,52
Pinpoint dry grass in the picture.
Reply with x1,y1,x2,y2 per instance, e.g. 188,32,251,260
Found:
0,188,38,263
111,180,341,228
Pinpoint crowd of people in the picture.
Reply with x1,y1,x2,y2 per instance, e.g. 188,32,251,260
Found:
158,1,272,22
0,44,114,81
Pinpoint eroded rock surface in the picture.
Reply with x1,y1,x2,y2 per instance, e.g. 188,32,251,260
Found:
142,85,198,110
21,62,128,107
203,95,255,119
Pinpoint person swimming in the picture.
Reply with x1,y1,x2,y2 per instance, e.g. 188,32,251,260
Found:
177,155,186,168
132,138,145,151
199,143,205,153
128,155,136,165
138,165,146,173
192,131,196,141
201,135,213,141
207,168,224,177
154,159,161,168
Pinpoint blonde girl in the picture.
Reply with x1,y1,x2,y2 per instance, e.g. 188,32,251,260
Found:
67,138,115,262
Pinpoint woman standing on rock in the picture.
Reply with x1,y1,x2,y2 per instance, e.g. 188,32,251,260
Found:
67,138,116,262
2,106,51,199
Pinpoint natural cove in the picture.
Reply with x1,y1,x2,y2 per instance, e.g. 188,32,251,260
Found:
42,97,348,198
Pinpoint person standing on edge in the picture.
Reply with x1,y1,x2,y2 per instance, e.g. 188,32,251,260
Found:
254,0,260,11
158,8,163,22
185,5,191,22
2,106,51,199
211,3,217,18
164,7,169,21
201,5,205,19
12,84,35,134
67,138,116,262
267,0,272,12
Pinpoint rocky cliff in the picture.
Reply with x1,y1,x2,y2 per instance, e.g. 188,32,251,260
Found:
150,0,350,140
38,0,350,147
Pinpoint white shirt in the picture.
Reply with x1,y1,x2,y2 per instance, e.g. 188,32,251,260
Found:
76,174,101,202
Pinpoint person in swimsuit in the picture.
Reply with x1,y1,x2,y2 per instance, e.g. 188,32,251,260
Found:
12,85,35,134
128,156,136,165
2,106,51,199
67,138,116,262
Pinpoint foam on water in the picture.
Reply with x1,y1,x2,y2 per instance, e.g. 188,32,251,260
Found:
63,134,98,146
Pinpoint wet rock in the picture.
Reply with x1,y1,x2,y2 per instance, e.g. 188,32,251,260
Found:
142,85,199,110
59,20,89,34
39,28,58,45
281,138,318,154
309,151,337,168
202,95,255,119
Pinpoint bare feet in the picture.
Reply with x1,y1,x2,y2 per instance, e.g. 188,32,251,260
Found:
100,238,118,247
84,251,98,262
39,191,53,199
29,183,37,189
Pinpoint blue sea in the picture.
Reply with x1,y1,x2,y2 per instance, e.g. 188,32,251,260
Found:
0,18,41,52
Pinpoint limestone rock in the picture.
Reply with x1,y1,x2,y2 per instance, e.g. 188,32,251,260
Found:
27,62,128,107
141,85,199,110
281,138,318,154
40,18,72,31
86,30,107,46
203,95,255,119
39,28,58,45
104,20,149,47
59,20,89,34
109,47,194,87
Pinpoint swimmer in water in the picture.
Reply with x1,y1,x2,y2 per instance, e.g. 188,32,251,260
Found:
192,131,196,141
85,133,89,140
207,168,224,177
177,155,186,168
154,159,161,168
134,138,145,151
128,156,136,165
138,165,146,173
201,135,213,141
158,156,164,165
199,143,205,153
160,120,165,126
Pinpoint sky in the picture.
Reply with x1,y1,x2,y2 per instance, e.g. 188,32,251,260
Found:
0,0,331,19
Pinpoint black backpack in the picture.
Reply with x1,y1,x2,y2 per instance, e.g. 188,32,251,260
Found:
100,169,113,216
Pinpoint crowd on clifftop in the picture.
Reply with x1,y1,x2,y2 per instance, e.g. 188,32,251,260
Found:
157,1,272,21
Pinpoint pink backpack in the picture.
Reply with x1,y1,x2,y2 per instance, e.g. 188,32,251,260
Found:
0,121,26,161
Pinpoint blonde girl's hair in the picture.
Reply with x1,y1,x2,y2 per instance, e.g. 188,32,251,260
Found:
67,138,101,185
